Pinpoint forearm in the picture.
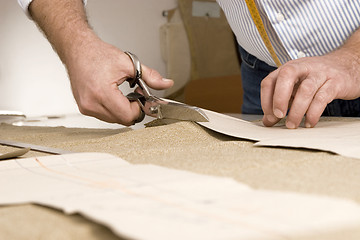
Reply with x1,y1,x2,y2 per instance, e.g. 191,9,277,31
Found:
29,0,98,65
338,27,360,69
329,27,360,92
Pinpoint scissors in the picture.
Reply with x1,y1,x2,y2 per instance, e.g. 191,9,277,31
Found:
124,51,209,123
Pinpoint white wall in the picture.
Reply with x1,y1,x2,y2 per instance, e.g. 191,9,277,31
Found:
0,0,177,116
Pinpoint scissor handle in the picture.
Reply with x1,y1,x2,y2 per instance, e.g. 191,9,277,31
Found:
126,92,146,123
124,51,152,98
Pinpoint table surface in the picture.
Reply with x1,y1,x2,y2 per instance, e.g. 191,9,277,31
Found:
1,113,359,240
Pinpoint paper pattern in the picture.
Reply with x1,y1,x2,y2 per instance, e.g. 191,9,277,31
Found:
1,152,360,240
199,109,360,159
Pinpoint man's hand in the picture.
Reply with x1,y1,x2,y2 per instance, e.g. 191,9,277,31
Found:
65,37,173,125
261,30,360,129
29,0,173,126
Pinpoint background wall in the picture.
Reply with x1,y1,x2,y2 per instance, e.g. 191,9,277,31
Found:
0,0,177,116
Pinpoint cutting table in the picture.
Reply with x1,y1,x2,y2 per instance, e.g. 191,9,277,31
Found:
1,115,360,240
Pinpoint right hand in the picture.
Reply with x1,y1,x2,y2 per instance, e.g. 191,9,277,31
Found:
64,37,173,126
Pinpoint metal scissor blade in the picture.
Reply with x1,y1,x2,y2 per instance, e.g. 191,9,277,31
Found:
123,51,208,122
157,100,209,122
127,93,209,122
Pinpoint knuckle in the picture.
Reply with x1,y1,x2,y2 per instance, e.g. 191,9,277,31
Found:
278,64,297,78
77,98,93,115
272,98,285,110
328,79,342,95
77,91,101,116
298,80,316,97
260,78,272,90
122,114,136,125
305,111,317,122
314,91,330,105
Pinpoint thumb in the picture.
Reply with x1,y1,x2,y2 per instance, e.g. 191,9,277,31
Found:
141,64,174,90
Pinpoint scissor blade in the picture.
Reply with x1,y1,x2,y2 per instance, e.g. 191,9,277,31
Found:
158,101,209,122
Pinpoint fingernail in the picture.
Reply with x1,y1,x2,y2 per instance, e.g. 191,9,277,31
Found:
162,78,173,82
273,108,284,118
305,122,312,128
266,114,278,123
286,121,296,129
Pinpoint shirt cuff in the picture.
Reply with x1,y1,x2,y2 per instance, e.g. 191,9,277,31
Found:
18,0,88,18
17,0,32,17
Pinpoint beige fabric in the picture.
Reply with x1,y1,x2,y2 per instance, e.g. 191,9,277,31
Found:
0,204,122,240
1,120,360,239
160,9,191,100
0,148,29,160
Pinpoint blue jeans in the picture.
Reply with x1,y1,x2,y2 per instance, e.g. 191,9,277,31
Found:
238,46,360,117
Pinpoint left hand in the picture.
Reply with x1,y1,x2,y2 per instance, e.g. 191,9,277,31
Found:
261,49,360,128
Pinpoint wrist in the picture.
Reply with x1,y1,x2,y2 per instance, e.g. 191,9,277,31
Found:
60,27,100,66
329,45,360,73
338,30,360,70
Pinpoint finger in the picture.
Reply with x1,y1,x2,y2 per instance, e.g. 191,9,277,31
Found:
102,84,142,125
78,97,124,124
272,63,309,119
305,80,337,128
261,70,281,126
79,82,142,125
141,64,174,90
285,75,325,129
82,99,139,126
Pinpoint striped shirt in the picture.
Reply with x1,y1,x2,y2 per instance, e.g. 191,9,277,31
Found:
217,0,360,67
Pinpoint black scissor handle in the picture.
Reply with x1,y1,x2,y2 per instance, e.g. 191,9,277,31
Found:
126,92,146,124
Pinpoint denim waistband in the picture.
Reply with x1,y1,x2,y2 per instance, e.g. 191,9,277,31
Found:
238,46,277,73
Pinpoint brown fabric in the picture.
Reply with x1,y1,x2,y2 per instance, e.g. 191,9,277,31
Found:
185,74,243,113
1,120,360,239
178,0,241,80
160,8,191,101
